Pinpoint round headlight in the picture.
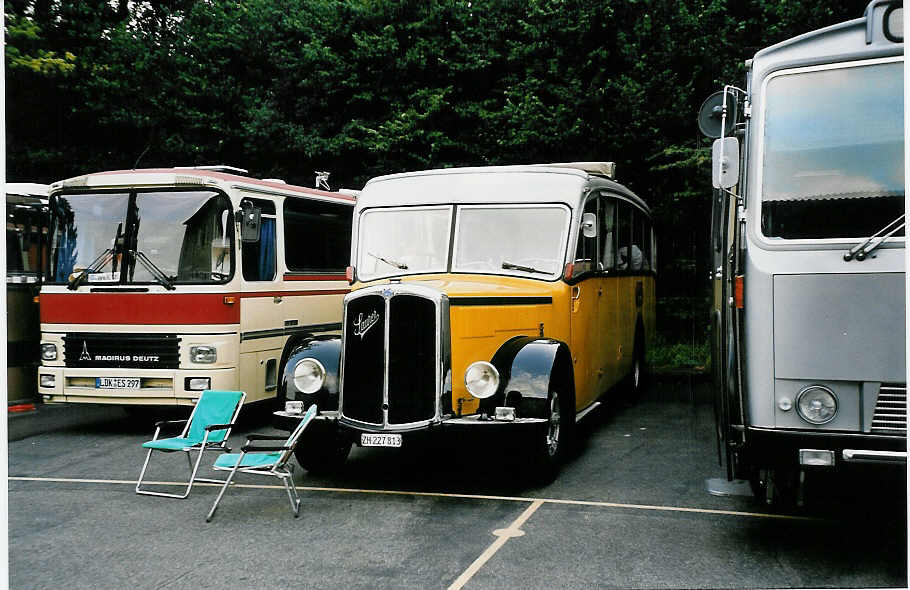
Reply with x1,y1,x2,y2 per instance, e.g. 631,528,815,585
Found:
796,385,838,425
293,358,326,394
465,361,500,399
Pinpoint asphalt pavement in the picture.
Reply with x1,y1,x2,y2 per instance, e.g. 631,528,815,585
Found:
8,376,908,589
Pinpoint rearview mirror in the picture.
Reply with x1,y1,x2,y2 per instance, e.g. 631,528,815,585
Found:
581,212,597,238
712,137,740,189
239,204,261,242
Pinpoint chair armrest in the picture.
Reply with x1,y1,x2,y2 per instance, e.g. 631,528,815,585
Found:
240,443,291,453
154,419,188,428
204,423,236,432
246,434,287,441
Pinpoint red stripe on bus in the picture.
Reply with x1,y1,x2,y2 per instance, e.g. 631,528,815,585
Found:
282,274,348,281
40,293,242,325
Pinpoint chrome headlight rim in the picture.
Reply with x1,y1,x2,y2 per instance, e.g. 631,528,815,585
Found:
293,358,326,395
796,384,838,425
464,361,500,400
40,343,58,361
189,345,217,364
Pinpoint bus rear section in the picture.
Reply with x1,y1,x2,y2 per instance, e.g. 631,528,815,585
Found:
37,167,354,408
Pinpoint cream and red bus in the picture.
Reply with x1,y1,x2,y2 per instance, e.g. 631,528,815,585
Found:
37,166,354,411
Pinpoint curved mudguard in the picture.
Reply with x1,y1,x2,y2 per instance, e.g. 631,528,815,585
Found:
281,335,342,410
482,336,573,419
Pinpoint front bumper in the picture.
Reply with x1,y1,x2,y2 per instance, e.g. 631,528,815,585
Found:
745,427,907,468
274,410,547,444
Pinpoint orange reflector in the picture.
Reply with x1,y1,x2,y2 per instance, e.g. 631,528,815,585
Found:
345,266,354,284
734,275,744,309
8,403,36,413
564,262,574,280
223,296,236,305
33,295,40,304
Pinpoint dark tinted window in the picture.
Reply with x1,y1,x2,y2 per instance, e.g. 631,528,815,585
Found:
284,199,352,272
242,216,276,281
573,197,598,277
600,197,617,271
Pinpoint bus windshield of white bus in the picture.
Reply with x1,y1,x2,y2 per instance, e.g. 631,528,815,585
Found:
47,190,234,286
761,59,904,240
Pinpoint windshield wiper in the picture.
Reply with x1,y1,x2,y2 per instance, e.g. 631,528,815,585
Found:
67,248,115,290
843,214,905,261
502,260,548,274
367,251,408,270
131,249,176,290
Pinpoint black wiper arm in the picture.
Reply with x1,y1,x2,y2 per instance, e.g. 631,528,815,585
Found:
501,260,547,274
844,214,905,261
132,249,175,290
67,248,115,290
367,251,408,270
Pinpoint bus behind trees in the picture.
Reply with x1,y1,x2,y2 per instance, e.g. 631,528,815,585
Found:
699,1,905,504
37,167,354,411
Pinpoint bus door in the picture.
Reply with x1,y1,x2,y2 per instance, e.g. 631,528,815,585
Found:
570,195,603,408
238,197,282,401
598,195,621,391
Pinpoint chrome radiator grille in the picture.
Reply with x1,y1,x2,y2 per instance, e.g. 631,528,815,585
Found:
340,287,442,428
871,384,907,434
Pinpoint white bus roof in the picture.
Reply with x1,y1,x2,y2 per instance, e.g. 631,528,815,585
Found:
49,168,357,205
357,163,645,212
6,182,49,198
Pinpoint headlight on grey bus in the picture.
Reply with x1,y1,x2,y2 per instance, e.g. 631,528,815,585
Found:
40,343,57,361
796,385,838,425
190,345,217,364
465,361,500,399
293,358,326,394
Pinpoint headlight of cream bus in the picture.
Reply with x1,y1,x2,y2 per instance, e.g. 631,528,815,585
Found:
40,343,58,361
465,361,499,399
190,345,217,364
293,358,326,394
796,385,838,425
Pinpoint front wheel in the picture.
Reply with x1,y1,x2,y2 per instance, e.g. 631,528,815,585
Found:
294,425,352,475
528,389,572,484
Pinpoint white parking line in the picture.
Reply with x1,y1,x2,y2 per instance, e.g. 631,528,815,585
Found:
447,499,544,590
8,476,819,521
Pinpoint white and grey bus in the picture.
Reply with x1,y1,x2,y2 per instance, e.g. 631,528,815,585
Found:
698,0,905,504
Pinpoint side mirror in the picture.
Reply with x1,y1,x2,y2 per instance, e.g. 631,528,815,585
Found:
581,212,597,238
239,204,261,242
712,137,740,189
698,90,738,139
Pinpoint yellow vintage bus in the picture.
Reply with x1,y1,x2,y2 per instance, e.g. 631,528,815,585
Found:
276,162,656,480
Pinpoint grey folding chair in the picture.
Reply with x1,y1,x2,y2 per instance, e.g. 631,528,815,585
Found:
206,404,318,522
136,390,246,499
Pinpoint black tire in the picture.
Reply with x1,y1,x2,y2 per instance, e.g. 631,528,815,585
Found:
294,423,351,475
528,387,574,484
629,324,648,398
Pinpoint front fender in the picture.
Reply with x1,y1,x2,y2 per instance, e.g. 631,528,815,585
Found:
282,335,342,410
482,336,573,419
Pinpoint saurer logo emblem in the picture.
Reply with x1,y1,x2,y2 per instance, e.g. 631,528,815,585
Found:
352,310,380,339
79,341,91,361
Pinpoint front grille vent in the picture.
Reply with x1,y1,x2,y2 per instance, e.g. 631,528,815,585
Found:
871,384,907,435
63,333,180,369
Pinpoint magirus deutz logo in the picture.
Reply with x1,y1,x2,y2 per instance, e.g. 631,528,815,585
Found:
78,340,160,363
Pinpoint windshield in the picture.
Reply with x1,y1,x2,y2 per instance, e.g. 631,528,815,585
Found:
761,59,904,240
453,205,569,278
355,204,570,281
47,190,233,285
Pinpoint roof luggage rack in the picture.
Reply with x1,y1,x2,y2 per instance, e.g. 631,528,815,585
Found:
176,165,249,175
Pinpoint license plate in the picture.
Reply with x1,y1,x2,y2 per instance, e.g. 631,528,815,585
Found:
360,433,402,448
95,377,141,389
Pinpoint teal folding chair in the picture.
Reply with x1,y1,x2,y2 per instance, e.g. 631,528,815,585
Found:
136,390,246,499
206,404,318,522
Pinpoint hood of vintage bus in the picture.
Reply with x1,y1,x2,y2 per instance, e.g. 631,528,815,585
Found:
357,273,571,415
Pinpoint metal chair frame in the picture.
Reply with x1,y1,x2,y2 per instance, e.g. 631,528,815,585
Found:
135,390,246,499
206,405,317,522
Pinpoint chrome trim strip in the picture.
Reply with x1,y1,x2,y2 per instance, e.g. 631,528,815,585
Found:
240,323,342,341
842,449,907,464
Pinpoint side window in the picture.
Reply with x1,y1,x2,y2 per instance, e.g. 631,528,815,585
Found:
242,198,277,282
616,201,631,271
600,197,616,271
641,215,652,272
630,207,643,272
284,199,353,272
572,196,598,277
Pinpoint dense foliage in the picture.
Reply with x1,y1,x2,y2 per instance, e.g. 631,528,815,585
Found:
5,0,870,342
